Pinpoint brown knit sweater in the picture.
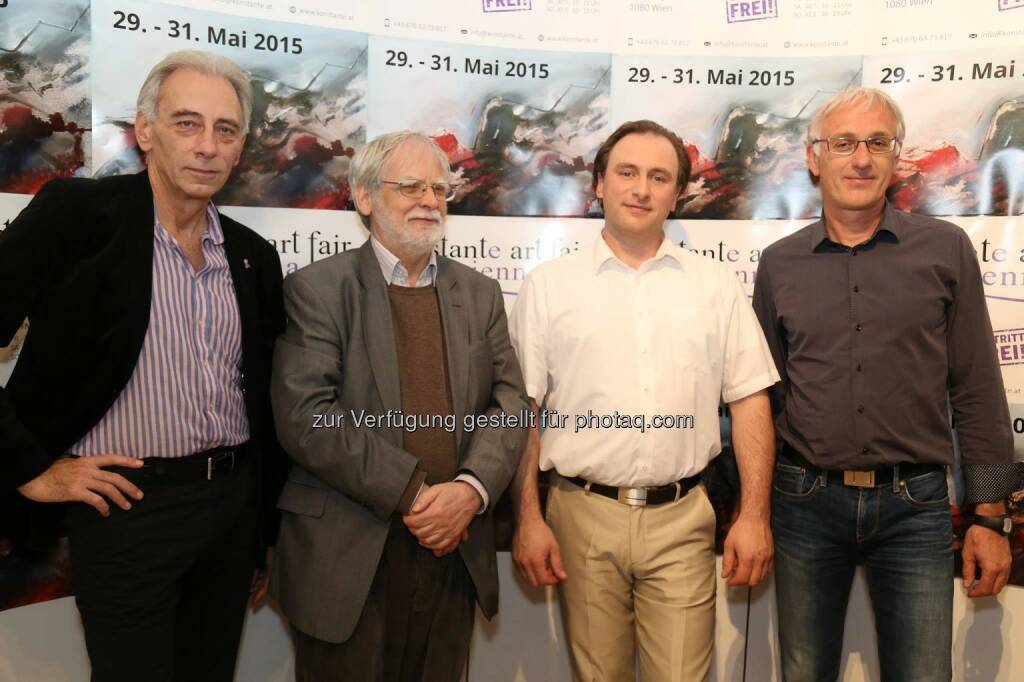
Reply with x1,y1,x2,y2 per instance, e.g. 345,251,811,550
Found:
388,284,458,513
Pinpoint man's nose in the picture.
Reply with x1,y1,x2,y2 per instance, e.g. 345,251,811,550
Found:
850,140,873,168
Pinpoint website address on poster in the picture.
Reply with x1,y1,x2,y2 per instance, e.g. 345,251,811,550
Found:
977,29,1024,38
292,8,356,22
789,39,849,48
208,0,272,10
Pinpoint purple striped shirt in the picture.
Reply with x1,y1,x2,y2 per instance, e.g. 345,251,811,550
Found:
71,205,249,458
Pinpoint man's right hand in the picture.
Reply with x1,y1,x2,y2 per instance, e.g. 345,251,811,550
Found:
17,455,145,517
512,515,567,587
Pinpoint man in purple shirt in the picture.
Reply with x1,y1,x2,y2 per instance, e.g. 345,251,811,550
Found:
0,51,286,682
753,87,1019,680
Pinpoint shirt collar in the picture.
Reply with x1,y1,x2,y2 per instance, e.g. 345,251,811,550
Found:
592,231,682,273
153,203,223,245
370,235,437,287
809,201,904,252
204,204,225,245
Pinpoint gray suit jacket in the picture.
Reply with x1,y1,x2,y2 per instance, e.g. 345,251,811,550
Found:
269,240,529,643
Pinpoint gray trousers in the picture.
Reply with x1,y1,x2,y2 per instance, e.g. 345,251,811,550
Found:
293,522,475,682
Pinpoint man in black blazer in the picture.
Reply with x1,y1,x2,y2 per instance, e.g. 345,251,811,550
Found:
0,50,286,682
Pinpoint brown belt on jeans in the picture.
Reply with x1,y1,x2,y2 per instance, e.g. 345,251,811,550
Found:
566,474,701,507
782,444,943,489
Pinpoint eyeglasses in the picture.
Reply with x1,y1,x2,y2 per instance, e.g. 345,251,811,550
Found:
812,135,901,156
381,179,457,201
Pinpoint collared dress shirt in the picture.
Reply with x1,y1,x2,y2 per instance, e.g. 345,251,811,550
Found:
509,233,779,488
752,204,1020,503
369,236,489,509
72,204,248,458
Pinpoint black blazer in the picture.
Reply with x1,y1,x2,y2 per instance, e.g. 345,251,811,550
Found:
0,171,287,551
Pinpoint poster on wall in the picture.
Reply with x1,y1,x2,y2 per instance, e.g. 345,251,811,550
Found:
371,0,610,53
0,190,74,613
0,0,91,195
955,216,1024,586
866,47,1024,217
865,0,1024,54
612,54,862,219
90,0,367,209
4,0,1024,616
368,35,611,217
611,0,866,57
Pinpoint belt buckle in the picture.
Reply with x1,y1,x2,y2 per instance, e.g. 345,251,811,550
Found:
207,450,236,481
617,487,648,507
843,470,875,487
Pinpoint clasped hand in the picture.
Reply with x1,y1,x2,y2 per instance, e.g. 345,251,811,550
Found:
403,481,481,557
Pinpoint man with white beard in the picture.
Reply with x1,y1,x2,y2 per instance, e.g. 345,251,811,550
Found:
269,131,529,682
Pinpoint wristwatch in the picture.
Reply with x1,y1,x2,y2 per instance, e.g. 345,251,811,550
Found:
971,514,1013,536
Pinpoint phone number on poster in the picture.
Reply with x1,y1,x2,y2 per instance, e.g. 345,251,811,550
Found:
111,10,304,55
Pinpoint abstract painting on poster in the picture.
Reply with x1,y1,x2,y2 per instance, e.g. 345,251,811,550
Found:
90,0,366,209
368,36,610,218
0,1,91,194
612,54,862,220
868,48,1024,217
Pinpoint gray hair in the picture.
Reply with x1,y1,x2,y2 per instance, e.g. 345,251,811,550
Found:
349,131,453,227
137,50,254,133
807,87,906,147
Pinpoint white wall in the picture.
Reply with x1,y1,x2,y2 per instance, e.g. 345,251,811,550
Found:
2,556,1022,681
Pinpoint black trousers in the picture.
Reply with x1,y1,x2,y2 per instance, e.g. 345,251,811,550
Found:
65,455,258,682
293,523,476,682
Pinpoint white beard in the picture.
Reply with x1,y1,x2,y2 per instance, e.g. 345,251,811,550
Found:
374,207,445,259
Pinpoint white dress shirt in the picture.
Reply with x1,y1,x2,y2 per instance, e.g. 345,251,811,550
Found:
509,232,779,487
370,236,489,510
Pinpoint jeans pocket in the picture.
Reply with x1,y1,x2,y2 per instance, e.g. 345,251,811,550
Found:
772,462,820,499
898,470,950,509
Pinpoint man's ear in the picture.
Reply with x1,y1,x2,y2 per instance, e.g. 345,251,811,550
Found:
135,112,153,153
595,173,605,201
806,144,821,180
354,185,373,219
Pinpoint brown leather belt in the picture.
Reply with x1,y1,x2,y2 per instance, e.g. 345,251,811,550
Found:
782,444,943,489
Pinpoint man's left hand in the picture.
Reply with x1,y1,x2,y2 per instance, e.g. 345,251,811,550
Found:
250,548,273,608
403,482,481,557
962,524,1011,598
722,514,773,587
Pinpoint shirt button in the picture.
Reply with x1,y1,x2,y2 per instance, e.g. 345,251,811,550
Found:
855,323,863,332
857,405,865,414
853,285,860,293
856,363,863,372
861,446,869,454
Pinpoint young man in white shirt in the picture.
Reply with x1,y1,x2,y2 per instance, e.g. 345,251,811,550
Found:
509,120,780,681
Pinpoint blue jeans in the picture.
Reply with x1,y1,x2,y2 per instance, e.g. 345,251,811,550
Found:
772,450,953,682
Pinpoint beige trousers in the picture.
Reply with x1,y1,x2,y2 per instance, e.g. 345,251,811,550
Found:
546,475,717,682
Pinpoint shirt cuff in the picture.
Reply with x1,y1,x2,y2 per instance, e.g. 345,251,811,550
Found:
398,469,428,515
454,473,489,514
962,462,1024,505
